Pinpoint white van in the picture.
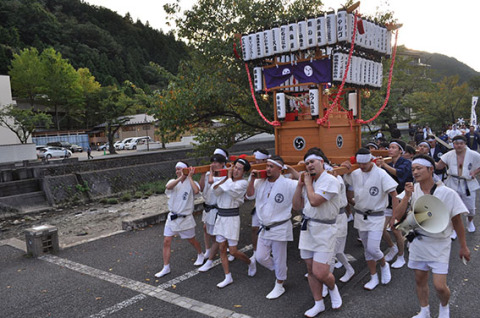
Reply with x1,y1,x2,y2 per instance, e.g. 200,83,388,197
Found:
124,136,152,150
114,138,133,150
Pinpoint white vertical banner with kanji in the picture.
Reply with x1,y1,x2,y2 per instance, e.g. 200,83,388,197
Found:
471,96,478,127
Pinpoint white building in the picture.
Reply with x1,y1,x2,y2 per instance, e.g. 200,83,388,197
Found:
0,75,36,163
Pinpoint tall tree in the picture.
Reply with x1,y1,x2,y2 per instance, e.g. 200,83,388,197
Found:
39,47,82,130
159,0,333,156
0,104,52,143
8,48,44,107
96,81,146,154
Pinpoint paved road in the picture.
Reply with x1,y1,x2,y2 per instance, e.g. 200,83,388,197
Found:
1,200,479,318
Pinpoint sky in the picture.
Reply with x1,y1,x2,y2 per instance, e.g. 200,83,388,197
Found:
84,0,480,72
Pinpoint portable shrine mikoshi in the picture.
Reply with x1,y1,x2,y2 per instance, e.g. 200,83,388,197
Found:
237,1,401,165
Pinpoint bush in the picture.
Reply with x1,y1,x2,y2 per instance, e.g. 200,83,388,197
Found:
134,191,143,199
99,198,108,204
121,193,131,202
107,198,119,204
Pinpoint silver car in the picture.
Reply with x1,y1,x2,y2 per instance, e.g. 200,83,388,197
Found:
37,146,72,159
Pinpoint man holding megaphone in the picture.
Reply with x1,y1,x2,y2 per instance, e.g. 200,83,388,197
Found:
393,154,471,318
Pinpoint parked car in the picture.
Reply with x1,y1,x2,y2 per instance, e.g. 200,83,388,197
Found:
114,138,133,150
97,143,109,151
36,145,47,158
70,144,83,153
124,136,152,150
47,141,72,149
37,146,72,159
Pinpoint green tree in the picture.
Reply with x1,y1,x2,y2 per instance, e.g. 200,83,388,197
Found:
77,67,101,129
8,48,44,107
407,76,471,132
0,104,52,143
39,47,82,130
361,47,435,135
159,0,337,156
96,81,146,154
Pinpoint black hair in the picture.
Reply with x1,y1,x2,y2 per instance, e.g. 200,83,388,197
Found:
234,158,251,172
303,147,329,163
452,135,467,143
210,154,227,163
269,155,284,165
253,148,269,156
379,142,390,149
405,145,416,155
356,147,371,155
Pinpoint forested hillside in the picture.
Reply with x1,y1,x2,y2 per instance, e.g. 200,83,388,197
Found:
0,0,189,90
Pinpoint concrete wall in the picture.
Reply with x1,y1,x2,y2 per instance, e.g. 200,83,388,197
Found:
0,75,36,163
0,144,36,163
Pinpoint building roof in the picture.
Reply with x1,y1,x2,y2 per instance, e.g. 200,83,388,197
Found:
94,114,156,128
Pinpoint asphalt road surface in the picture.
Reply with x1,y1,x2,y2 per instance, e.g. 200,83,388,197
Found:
1,199,479,318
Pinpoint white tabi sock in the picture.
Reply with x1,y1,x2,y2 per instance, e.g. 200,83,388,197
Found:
154,264,171,278
412,305,431,318
216,273,233,288
266,281,285,299
438,304,450,318
304,299,325,317
248,258,257,276
193,253,205,266
198,259,214,272
204,248,211,259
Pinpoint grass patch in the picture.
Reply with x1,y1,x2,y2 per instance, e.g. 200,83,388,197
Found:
107,198,119,204
121,193,131,202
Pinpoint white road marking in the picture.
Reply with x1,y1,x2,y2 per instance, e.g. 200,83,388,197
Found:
89,294,147,318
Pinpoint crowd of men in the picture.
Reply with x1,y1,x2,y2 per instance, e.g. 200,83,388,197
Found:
153,132,476,317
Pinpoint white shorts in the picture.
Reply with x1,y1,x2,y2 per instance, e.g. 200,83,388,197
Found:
300,250,334,265
408,260,449,274
163,226,195,239
216,235,238,246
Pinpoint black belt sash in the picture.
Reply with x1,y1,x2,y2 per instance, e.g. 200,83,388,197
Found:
203,203,218,212
449,174,471,196
217,207,240,217
251,207,256,215
301,215,336,231
258,219,290,234
355,209,384,220
170,212,187,221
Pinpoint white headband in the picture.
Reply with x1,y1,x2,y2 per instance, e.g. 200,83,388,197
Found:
427,137,435,141
390,141,405,153
305,154,324,163
175,162,188,169
254,151,269,160
267,158,285,169
214,148,227,158
356,153,373,163
418,141,431,149
412,158,433,168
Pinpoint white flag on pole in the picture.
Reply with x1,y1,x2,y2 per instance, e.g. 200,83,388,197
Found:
471,96,478,127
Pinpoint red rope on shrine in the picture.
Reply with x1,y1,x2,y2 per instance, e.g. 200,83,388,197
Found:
244,60,281,126
356,30,399,124
317,13,359,126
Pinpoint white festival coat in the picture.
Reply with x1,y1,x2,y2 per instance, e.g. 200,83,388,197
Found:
441,148,480,194
248,175,297,241
397,183,467,263
164,179,200,232
201,172,223,226
335,176,349,238
344,164,398,231
299,171,341,253
212,178,248,241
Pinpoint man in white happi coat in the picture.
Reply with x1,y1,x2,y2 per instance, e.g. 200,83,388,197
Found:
212,158,256,288
246,155,298,299
341,148,398,290
436,134,480,234
197,153,227,271
155,161,204,278
393,154,470,318
293,148,343,317
249,148,270,264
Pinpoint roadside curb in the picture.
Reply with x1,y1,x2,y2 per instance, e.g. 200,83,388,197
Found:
121,201,204,231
